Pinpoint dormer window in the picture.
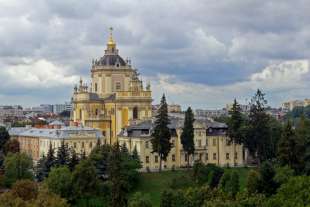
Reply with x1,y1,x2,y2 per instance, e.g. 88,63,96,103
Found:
116,63,120,67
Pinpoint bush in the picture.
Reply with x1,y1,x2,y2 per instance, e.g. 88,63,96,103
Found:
11,179,38,201
129,192,152,207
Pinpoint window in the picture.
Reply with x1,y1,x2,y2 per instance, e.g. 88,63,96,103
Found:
234,152,238,159
226,139,231,146
95,83,98,92
185,154,188,162
146,156,149,163
145,141,149,149
199,153,203,161
95,109,99,116
172,154,175,162
74,142,77,148
226,153,230,160
155,156,158,163
205,153,208,161
213,153,217,160
213,139,217,146
133,107,138,119
102,131,106,137
206,139,208,146
171,139,175,147
115,82,121,91
82,142,84,148
89,142,93,149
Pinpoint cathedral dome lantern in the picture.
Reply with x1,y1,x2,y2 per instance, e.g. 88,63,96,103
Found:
95,27,127,67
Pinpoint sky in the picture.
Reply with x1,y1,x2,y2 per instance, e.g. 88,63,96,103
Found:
0,0,310,109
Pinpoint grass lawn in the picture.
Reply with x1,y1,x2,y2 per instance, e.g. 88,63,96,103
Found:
133,167,251,206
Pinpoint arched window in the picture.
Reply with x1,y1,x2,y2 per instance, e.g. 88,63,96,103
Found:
79,109,82,120
133,107,138,119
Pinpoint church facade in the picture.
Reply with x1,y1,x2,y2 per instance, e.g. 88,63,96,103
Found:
71,29,152,144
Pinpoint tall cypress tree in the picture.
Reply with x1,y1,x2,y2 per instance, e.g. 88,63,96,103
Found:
55,139,70,166
180,107,195,168
151,94,171,171
227,99,245,166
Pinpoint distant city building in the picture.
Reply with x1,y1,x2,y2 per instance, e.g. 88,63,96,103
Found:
152,104,182,114
0,105,23,119
195,109,227,118
9,126,104,161
226,103,250,113
282,99,310,111
53,102,72,114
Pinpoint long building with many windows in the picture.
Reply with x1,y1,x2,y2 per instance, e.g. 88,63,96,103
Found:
118,117,247,171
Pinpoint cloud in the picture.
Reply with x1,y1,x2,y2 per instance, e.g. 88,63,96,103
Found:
148,60,310,108
0,0,310,107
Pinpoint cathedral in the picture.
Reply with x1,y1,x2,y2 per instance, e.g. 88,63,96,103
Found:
71,28,153,144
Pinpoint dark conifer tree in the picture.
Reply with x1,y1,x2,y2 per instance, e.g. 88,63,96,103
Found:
45,142,56,174
180,107,195,168
108,143,128,207
68,148,80,171
35,154,47,181
121,142,129,154
151,94,171,171
227,99,245,144
55,139,70,166
245,89,273,163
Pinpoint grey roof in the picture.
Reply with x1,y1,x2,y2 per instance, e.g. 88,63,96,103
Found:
9,127,103,139
97,54,126,66
49,120,65,126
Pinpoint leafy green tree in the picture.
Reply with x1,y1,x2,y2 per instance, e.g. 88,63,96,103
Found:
151,94,172,171
4,152,33,187
11,179,38,201
274,165,294,185
278,121,304,173
31,188,70,207
245,89,274,163
45,166,72,200
108,143,129,207
265,176,310,207
219,171,239,198
68,148,79,171
295,115,310,174
193,162,224,188
180,107,195,168
259,161,278,196
72,159,100,201
55,139,70,166
129,192,152,207
246,170,261,195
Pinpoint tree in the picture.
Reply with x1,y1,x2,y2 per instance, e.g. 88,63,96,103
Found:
45,142,56,174
55,139,70,166
108,143,129,207
230,171,240,198
295,115,310,174
88,144,111,179
245,89,274,163
45,166,72,200
68,148,79,171
0,126,10,152
259,161,278,196
227,99,245,166
219,171,240,198
11,179,38,201
36,154,47,182
180,107,195,168
274,165,294,185
121,142,129,153
278,121,304,173
151,94,171,171
129,192,152,207
246,170,261,195
4,152,33,187
72,159,100,200
31,188,70,207
4,139,20,155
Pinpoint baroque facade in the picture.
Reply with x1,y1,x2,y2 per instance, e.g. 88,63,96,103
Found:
71,28,152,144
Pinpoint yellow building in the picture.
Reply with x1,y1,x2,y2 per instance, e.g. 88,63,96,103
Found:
71,28,152,144
9,126,104,162
118,118,247,171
